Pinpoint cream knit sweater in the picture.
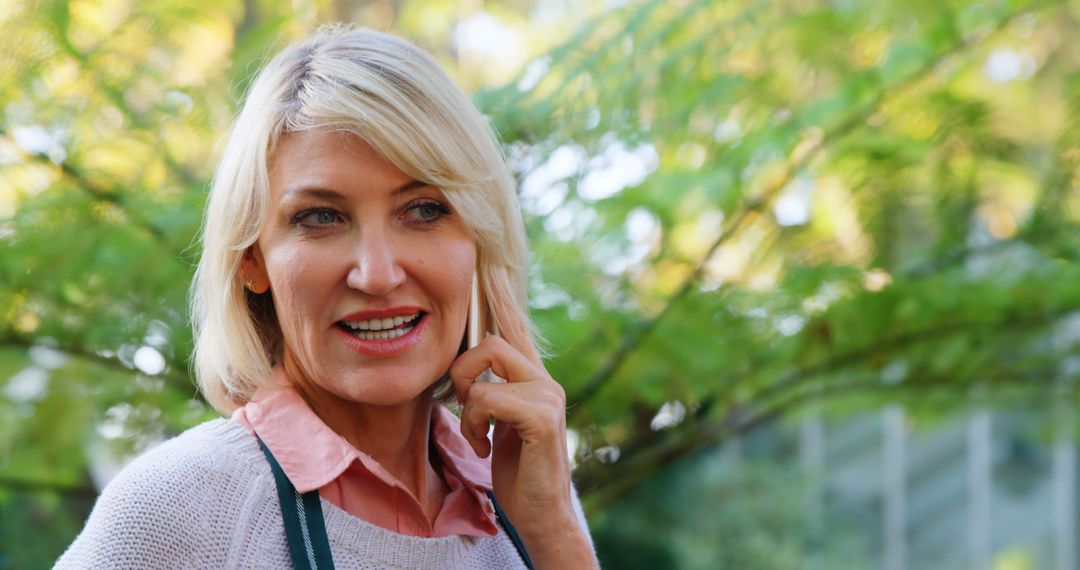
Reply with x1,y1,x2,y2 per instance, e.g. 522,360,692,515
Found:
55,418,592,569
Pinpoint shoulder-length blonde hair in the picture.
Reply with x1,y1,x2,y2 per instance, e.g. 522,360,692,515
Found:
190,24,537,414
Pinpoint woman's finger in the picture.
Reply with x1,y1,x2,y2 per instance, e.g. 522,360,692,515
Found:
460,381,564,447
459,384,524,455
458,399,491,457
449,335,544,403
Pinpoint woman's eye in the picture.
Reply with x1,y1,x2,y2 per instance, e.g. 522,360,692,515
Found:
293,209,341,227
403,200,451,224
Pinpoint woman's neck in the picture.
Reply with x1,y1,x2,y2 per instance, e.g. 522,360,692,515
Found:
282,356,448,523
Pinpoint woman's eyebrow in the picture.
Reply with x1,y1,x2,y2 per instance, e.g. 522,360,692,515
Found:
282,180,431,202
283,187,347,202
392,180,431,196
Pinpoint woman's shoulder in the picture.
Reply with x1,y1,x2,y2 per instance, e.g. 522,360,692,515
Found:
103,418,263,493
54,418,276,569
100,418,274,514
132,417,259,468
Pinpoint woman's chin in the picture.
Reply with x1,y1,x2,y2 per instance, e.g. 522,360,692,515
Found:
329,375,438,408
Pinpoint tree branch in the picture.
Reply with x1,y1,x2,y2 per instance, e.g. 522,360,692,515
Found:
579,361,1066,512
0,127,168,242
51,24,202,190
0,331,194,395
568,1,1052,408
744,307,1076,411
575,305,1075,508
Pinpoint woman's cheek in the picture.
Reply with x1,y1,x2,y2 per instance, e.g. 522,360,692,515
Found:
268,245,326,331
447,242,477,327
412,231,475,286
440,233,477,278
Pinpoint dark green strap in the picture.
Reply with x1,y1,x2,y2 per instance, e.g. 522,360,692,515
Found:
257,435,336,570
486,490,535,570
258,433,530,569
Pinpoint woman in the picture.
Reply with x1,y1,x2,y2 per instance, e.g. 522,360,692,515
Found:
56,25,597,569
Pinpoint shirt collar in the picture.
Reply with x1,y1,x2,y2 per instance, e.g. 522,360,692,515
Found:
234,367,493,495
431,405,492,490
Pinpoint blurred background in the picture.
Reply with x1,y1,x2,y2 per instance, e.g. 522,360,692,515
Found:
2,0,1080,568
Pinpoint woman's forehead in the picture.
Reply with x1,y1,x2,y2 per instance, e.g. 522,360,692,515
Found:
273,130,380,163
272,131,398,180
269,131,438,203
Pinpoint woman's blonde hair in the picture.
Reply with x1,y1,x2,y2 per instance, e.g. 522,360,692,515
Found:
190,24,538,414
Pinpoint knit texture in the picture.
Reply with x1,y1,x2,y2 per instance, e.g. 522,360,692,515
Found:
55,419,593,569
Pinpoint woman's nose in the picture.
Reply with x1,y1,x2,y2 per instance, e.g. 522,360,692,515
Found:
345,230,406,296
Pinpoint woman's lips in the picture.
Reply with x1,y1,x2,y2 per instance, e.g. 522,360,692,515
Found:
333,312,428,357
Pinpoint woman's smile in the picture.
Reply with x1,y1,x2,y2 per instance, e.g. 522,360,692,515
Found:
333,307,429,357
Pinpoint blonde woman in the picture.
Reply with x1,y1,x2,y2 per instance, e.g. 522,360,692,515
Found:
57,25,596,569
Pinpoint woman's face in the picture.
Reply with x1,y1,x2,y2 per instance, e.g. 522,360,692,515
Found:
246,130,476,406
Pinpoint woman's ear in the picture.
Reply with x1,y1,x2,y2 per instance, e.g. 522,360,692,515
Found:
240,246,271,294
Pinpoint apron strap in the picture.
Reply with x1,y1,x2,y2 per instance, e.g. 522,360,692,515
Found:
257,435,336,570
257,433,533,569
486,490,535,570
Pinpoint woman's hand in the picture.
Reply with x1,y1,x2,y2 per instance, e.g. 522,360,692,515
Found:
448,295,597,569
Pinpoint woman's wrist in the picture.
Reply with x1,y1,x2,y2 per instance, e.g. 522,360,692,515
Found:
517,508,598,570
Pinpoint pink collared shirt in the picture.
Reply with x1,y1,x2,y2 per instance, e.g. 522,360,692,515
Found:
231,369,499,538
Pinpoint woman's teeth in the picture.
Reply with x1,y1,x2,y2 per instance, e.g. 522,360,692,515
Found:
351,327,412,340
339,313,421,340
